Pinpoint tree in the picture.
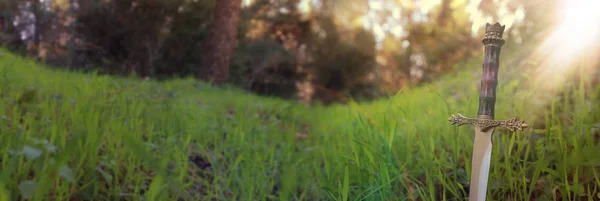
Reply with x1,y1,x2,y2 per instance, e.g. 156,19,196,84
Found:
199,0,243,84
0,1,19,46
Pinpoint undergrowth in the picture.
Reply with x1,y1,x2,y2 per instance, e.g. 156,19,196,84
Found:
0,49,599,201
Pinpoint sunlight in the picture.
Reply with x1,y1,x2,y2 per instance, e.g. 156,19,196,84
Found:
555,0,600,55
529,0,600,91
298,0,319,15
357,0,525,50
466,0,525,36
242,0,254,8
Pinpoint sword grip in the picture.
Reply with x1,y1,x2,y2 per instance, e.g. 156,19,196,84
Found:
478,23,505,118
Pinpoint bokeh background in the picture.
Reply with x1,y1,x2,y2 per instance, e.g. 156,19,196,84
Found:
0,0,597,104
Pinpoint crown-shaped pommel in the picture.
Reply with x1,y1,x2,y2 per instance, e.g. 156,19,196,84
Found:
485,22,505,36
482,22,506,46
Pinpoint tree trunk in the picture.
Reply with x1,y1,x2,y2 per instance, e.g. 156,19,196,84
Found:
199,0,242,84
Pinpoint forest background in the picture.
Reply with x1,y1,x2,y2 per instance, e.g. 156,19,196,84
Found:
0,0,577,105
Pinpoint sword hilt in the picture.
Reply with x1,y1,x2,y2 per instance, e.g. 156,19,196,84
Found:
448,113,528,132
478,23,506,118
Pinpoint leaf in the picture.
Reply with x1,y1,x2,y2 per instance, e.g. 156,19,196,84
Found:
22,146,43,160
342,164,350,201
570,183,585,195
145,174,164,201
58,165,75,183
18,180,37,199
96,167,113,182
0,181,10,201
45,144,57,153
7,150,22,156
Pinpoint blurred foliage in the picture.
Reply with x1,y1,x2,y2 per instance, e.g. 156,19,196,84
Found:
230,38,298,98
74,0,215,77
0,0,562,104
1,0,215,77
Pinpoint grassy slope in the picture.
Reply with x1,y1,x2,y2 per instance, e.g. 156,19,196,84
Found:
0,49,599,201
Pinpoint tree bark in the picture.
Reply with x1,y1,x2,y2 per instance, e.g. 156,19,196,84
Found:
199,0,242,84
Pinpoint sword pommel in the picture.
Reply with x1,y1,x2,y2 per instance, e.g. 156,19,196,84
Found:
482,23,506,47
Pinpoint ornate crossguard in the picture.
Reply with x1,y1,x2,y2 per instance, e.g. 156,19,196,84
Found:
448,114,528,132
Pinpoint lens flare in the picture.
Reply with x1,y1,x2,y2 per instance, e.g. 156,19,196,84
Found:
526,0,600,92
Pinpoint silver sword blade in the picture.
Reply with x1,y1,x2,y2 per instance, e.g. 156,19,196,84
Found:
469,126,495,201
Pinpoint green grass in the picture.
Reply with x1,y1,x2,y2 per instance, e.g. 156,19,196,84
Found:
0,49,599,201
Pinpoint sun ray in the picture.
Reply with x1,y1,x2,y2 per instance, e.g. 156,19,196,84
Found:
526,0,600,93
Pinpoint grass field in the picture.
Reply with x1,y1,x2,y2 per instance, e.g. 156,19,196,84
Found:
0,49,599,201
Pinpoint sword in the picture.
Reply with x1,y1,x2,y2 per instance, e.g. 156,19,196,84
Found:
448,22,528,201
